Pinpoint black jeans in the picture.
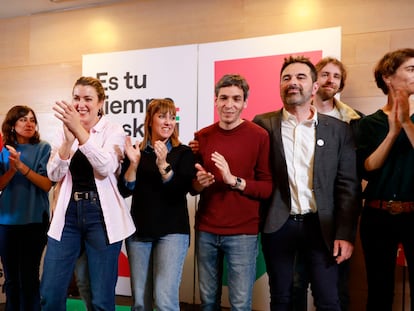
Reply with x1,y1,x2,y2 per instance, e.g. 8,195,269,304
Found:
0,221,48,311
360,207,414,311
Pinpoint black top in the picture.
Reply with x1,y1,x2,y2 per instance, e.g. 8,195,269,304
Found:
118,143,196,238
357,109,414,201
70,149,97,193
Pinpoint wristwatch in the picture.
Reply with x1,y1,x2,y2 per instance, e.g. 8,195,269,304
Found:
231,176,242,189
162,164,172,175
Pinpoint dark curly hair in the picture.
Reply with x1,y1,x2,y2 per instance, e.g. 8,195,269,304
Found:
374,48,414,95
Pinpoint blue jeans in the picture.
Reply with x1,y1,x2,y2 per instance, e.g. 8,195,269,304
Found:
126,233,189,311
196,231,258,311
75,251,93,311
0,221,48,311
40,197,122,311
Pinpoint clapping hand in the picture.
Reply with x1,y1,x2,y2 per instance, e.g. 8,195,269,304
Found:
124,136,141,166
211,151,234,186
194,163,215,189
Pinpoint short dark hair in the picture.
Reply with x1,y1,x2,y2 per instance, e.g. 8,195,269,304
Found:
214,74,250,101
280,55,317,82
374,48,414,95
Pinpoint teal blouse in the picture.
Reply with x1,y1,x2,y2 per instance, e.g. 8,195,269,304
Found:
0,141,51,225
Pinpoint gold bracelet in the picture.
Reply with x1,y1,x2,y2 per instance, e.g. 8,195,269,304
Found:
23,167,31,176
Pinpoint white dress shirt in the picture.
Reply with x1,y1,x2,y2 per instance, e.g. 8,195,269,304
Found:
281,106,318,215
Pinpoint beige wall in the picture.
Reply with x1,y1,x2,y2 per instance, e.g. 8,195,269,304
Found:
2,0,414,117
1,0,413,309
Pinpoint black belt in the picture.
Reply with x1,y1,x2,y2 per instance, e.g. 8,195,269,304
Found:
289,213,315,222
72,191,98,202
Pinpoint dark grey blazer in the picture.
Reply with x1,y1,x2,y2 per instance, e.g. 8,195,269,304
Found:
253,109,360,251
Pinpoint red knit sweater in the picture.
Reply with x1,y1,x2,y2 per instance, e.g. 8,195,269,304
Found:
194,120,273,235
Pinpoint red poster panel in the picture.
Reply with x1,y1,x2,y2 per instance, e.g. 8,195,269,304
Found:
214,50,322,122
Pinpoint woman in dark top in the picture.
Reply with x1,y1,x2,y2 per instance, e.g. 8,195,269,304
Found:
118,98,196,311
357,48,414,311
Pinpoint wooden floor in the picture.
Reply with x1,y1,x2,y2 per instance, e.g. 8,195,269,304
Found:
0,296,203,310
115,295,202,310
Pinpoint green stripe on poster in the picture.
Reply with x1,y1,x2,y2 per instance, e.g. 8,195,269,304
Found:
67,298,130,311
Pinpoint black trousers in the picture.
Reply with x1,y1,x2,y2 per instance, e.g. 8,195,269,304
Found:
360,207,414,311
0,222,48,311
262,213,340,311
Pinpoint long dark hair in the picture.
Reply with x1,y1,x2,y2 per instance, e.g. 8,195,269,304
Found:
2,105,40,147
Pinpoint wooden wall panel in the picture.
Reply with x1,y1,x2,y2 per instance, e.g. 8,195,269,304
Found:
0,62,80,115
0,17,30,67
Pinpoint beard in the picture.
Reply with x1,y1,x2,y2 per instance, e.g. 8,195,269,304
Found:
317,85,338,101
282,87,312,107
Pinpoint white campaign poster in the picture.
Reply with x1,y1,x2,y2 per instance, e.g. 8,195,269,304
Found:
80,26,340,310
82,44,199,301
82,44,198,145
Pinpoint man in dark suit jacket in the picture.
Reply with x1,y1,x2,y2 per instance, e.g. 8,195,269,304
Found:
253,55,360,311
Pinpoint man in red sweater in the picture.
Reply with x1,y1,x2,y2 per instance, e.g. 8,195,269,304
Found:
192,74,273,311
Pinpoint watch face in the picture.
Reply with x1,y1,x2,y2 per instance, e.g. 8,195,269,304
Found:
231,176,241,189
235,177,242,188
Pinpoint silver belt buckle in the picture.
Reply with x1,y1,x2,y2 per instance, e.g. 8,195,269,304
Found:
387,200,403,215
74,191,88,201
